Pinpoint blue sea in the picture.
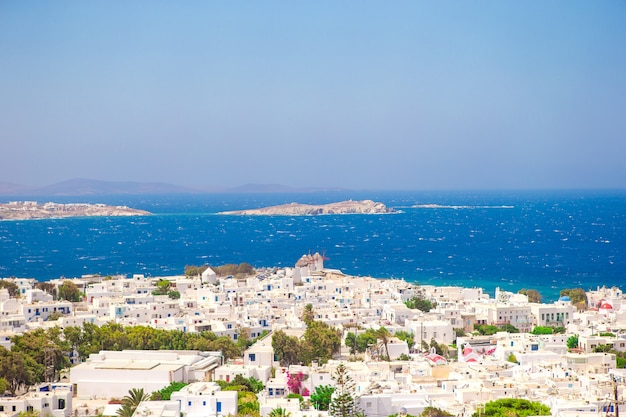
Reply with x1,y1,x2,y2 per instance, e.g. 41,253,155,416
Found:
1,190,625,302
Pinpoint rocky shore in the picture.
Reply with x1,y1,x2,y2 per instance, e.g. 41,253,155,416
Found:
0,201,151,220
219,199,394,216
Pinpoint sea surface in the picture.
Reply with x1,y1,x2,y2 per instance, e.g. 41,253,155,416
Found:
1,190,625,302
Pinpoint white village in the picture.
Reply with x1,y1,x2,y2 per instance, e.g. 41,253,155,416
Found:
1,254,625,417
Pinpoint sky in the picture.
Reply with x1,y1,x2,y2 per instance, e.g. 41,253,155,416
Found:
1,2,625,191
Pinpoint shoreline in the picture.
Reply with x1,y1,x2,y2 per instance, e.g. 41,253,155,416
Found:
0,201,151,220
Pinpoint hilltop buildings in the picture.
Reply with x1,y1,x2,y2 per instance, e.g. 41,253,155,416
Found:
1,257,625,417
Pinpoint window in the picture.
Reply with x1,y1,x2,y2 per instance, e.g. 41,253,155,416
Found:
249,353,256,362
202,401,206,406
216,402,222,413
188,401,192,406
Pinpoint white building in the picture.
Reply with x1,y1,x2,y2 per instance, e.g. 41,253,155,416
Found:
0,383,72,417
69,350,221,399
171,382,237,417
530,298,576,327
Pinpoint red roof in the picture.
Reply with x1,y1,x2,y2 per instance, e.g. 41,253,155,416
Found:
600,302,613,310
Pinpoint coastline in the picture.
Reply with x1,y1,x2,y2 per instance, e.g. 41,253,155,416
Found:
0,201,151,220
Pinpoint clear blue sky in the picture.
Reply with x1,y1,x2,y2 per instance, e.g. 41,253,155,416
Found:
1,1,625,190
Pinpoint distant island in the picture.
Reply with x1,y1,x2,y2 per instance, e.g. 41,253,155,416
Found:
0,201,151,220
219,199,395,216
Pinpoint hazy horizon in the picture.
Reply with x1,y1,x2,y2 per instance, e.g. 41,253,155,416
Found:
2,2,625,191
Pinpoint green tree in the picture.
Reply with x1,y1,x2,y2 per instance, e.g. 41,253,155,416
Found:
0,376,10,394
0,348,37,395
236,375,265,394
560,288,588,311
0,280,20,297
507,354,518,364
531,326,553,335
345,332,358,355
303,320,341,365
57,281,82,302
211,263,255,278
184,265,208,277
566,335,579,349
150,381,188,400
421,406,454,417
329,363,361,417
345,328,383,356
518,289,542,303
310,385,334,411
405,296,436,312
10,328,68,381
237,262,255,276
429,339,448,357
499,324,519,333
216,375,264,394
474,324,499,335
34,282,57,299
301,303,315,324
153,279,171,295
272,330,301,366
238,399,260,416
472,399,550,417
394,331,414,350
593,344,612,353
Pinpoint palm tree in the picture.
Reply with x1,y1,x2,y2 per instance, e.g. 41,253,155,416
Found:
117,388,149,417
116,403,135,417
124,388,150,408
375,327,391,361
268,407,292,417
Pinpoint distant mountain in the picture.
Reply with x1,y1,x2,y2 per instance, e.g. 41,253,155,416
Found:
224,183,347,193
0,179,199,196
0,179,347,196
35,179,202,195
0,182,32,195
